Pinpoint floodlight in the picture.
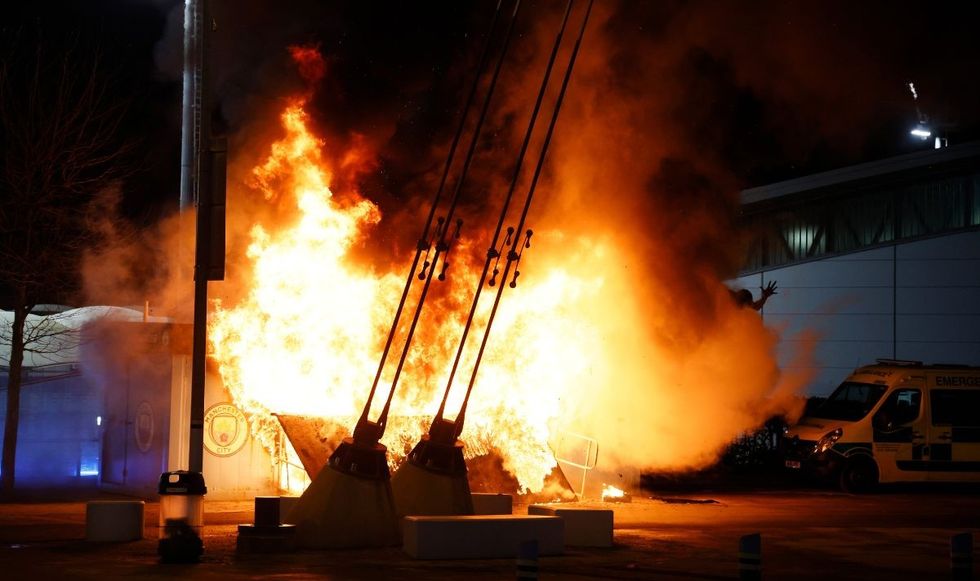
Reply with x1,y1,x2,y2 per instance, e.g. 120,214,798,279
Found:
910,126,931,139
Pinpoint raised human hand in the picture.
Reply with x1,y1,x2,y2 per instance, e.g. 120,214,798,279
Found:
761,280,778,298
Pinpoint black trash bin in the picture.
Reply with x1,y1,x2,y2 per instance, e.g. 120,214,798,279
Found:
158,470,207,563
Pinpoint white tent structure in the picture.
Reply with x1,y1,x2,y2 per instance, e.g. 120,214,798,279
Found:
1,306,166,369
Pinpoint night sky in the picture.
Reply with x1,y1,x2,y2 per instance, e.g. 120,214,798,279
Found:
8,0,980,223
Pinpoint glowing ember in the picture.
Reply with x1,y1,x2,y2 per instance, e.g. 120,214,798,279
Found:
601,484,630,503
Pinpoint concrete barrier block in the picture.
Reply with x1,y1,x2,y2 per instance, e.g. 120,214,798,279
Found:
254,496,281,527
253,495,301,527
236,523,297,553
86,500,145,542
403,515,563,559
471,493,513,515
528,504,613,547
279,496,299,521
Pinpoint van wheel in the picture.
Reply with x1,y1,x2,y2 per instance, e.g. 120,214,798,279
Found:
839,457,878,493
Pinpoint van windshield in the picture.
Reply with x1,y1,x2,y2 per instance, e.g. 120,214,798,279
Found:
810,381,888,421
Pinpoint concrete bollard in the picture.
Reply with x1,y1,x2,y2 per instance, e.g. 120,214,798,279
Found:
517,539,539,580
254,496,282,527
738,533,762,580
472,493,513,515
237,496,297,554
951,532,973,581
528,504,613,547
85,500,145,542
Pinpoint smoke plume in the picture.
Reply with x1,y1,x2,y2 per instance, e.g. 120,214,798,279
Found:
97,0,980,484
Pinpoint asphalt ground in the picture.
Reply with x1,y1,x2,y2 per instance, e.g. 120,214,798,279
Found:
0,486,978,580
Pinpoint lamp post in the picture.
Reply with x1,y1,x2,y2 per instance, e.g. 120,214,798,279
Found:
164,0,225,563
907,81,947,149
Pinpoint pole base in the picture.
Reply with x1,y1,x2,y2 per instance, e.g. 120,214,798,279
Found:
392,437,474,518
406,434,468,476
328,436,391,479
284,438,399,548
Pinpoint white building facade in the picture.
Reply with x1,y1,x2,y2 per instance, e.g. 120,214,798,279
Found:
735,142,980,395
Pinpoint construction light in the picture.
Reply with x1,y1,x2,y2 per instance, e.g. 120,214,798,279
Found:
910,126,931,139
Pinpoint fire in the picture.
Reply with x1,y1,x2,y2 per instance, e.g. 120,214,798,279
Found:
601,484,628,502
201,36,807,499
77,24,808,501
208,86,604,494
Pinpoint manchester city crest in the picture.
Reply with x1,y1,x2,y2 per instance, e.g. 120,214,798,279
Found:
203,403,249,457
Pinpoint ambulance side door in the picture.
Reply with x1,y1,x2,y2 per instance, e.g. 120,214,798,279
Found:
928,387,980,482
871,387,926,482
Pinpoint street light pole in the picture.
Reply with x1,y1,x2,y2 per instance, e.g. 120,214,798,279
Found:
187,0,227,476
165,0,225,562
180,0,209,479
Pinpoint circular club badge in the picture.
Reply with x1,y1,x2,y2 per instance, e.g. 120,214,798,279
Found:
134,401,154,453
203,403,249,457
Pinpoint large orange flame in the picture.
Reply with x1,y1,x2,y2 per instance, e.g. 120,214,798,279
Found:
80,30,807,500
209,90,605,493
203,29,812,497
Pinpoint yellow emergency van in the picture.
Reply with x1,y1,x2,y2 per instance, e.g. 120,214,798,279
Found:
783,359,980,492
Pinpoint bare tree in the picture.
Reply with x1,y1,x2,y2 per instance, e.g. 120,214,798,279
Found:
0,28,132,492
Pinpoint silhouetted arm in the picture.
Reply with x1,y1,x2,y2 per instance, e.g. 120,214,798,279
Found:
751,280,778,310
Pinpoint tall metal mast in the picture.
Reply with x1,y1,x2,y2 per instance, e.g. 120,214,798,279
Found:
451,0,594,442
338,0,523,465
392,2,593,516
179,0,202,213
430,0,577,445
460,0,595,426
179,0,226,476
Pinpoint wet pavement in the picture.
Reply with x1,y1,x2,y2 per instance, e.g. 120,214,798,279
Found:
1,488,977,579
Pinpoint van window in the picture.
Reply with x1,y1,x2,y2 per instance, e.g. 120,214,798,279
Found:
811,382,888,421
931,389,980,426
873,389,921,430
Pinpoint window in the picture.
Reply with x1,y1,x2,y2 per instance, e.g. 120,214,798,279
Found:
873,389,922,430
811,382,888,421
739,169,980,274
931,390,980,427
